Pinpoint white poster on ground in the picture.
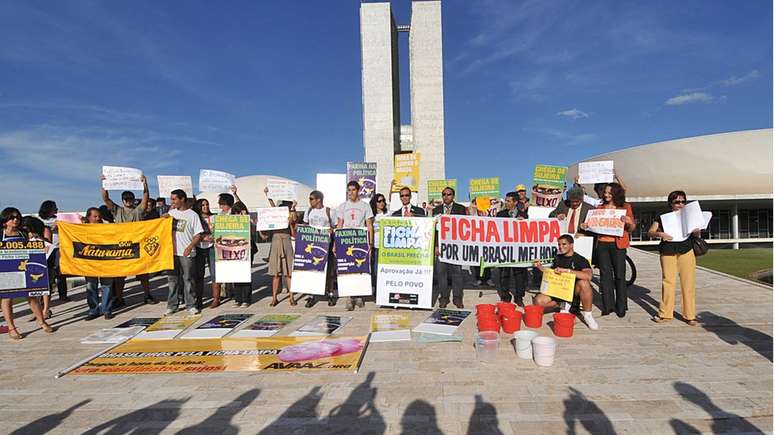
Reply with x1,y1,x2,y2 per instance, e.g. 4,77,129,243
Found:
578,161,614,184
255,207,289,231
267,178,298,202
199,169,235,193
102,166,143,191
316,173,346,208
157,175,193,198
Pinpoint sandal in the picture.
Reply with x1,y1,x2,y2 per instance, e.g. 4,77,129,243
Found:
8,327,23,340
39,323,54,333
45,310,52,320
269,299,278,307
686,319,699,326
651,315,672,323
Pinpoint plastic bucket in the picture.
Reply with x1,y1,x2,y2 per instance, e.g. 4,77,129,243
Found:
478,317,500,333
552,313,576,338
500,311,523,334
476,331,499,362
523,305,545,328
512,330,538,359
496,302,517,315
532,336,557,367
476,304,496,316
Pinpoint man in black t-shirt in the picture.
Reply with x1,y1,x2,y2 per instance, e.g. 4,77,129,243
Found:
533,234,599,330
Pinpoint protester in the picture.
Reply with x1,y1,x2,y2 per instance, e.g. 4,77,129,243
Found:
261,189,297,307
1,207,54,339
580,182,635,317
80,207,115,320
98,205,114,223
101,175,150,308
575,170,628,207
165,189,204,315
391,187,425,217
468,199,494,287
336,181,374,311
495,192,529,306
432,186,467,309
212,191,237,303
647,190,700,326
302,190,337,307
550,186,592,236
20,216,52,319
514,184,530,219
38,200,68,302
193,198,215,310
369,193,388,294
230,202,256,307
134,199,160,305
156,197,169,216
532,234,599,330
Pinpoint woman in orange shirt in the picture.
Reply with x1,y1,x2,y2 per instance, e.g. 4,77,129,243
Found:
581,183,635,317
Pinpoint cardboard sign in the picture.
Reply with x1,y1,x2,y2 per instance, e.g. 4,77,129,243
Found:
255,207,289,231
266,178,298,202
532,165,567,208
469,177,501,199
427,179,457,202
584,208,626,237
0,240,50,299
539,268,576,302
316,173,347,208
376,217,435,309
157,176,193,198
392,153,420,192
292,225,330,296
102,166,143,191
578,161,614,184
347,162,377,200
198,169,235,193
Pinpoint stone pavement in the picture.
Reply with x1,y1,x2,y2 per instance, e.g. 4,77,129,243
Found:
1,249,771,434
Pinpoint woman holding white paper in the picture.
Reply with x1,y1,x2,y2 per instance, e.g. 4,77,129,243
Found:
580,183,635,317
647,191,699,326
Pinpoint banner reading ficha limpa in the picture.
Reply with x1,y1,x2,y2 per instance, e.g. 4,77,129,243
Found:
437,215,560,267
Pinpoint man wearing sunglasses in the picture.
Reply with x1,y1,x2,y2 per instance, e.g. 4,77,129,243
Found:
391,186,425,217
431,187,467,309
302,190,337,307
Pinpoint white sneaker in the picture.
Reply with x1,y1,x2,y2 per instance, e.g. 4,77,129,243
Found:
188,307,200,316
582,312,599,330
240,303,249,308
163,308,176,316
233,301,241,308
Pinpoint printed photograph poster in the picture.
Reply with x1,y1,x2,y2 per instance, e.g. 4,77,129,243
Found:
255,207,289,231
102,166,144,191
469,177,501,199
392,153,421,192
376,217,435,309
0,240,49,299
157,175,193,198
182,313,253,339
334,228,371,297
436,215,560,268
292,315,352,336
135,315,200,340
266,178,298,202
531,165,567,208
583,208,627,237
347,162,377,200
231,314,301,338
198,169,235,193
370,313,411,342
578,161,614,185
292,225,330,296
213,214,251,283
69,336,369,375
427,179,457,202
539,268,576,302
412,309,471,335
114,318,160,329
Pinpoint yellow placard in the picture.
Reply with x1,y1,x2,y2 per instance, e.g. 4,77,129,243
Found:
539,267,576,302
59,218,174,277
145,315,199,332
70,336,369,375
370,314,410,332
475,196,491,212
392,153,421,192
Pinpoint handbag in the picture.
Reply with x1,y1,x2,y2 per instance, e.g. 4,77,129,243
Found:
691,236,709,257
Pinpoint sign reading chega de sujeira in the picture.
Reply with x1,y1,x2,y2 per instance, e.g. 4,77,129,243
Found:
437,215,561,267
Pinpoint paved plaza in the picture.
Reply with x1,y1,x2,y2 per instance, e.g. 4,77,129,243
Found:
0,249,771,434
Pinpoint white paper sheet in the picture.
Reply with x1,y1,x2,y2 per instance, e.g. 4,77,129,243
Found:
316,173,347,208
157,175,193,198
267,178,298,202
578,161,614,184
255,206,290,231
198,169,235,193
660,201,711,242
102,166,143,191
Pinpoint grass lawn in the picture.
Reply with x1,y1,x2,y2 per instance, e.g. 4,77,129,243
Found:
697,248,772,281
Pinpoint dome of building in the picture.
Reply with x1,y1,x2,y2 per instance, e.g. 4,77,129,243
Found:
198,175,313,211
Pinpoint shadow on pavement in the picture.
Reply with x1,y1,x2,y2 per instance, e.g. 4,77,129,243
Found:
669,381,763,433
176,389,259,435
10,399,91,435
563,387,617,435
698,311,773,362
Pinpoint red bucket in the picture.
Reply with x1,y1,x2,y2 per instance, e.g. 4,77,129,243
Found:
478,319,500,332
523,305,545,328
476,304,496,316
552,313,576,338
500,311,522,333
496,302,517,315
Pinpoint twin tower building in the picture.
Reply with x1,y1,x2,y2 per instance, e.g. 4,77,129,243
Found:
360,0,446,204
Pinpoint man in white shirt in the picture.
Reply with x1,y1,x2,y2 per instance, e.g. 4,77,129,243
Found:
303,190,336,307
390,186,425,217
336,181,374,311
166,189,204,315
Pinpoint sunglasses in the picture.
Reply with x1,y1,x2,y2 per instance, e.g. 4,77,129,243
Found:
442,193,453,197
672,200,686,205
308,197,317,201
376,199,385,203
10,215,21,220
400,194,410,198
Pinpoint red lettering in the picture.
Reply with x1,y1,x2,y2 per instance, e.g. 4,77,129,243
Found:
549,220,561,241
459,218,471,241
486,220,500,242
503,220,514,242
538,221,550,240
519,220,538,243
440,216,451,241
471,219,485,241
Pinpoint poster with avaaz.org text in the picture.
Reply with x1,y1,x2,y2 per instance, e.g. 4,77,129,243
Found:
376,217,435,309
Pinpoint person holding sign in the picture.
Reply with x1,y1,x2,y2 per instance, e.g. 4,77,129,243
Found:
580,183,635,318
432,186,467,309
165,189,204,316
1,208,54,339
261,188,298,307
549,187,592,236
533,234,598,330
302,190,337,307
81,207,115,321
100,173,150,308
647,191,699,326
336,180,374,311
391,187,425,217
495,192,530,306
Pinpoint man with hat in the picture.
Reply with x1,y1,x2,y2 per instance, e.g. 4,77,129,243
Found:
513,184,530,219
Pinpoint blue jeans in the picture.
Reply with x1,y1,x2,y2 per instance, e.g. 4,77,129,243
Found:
166,255,196,311
86,277,113,316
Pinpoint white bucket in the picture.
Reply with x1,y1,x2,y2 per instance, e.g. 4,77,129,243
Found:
476,331,499,363
532,336,557,367
512,330,538,359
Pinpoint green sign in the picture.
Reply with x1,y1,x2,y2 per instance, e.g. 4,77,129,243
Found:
427,179,458,201
468,177,500,199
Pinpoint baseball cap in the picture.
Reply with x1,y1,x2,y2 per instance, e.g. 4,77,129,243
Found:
515,184,527,192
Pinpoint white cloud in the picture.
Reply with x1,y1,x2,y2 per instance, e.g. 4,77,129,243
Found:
664,92,714,106
719,69,760,86
557,109,589,119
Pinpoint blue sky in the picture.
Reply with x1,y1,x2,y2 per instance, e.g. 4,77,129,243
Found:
0,0,771,212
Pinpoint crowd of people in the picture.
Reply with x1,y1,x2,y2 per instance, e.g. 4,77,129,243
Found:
1,173,701,339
